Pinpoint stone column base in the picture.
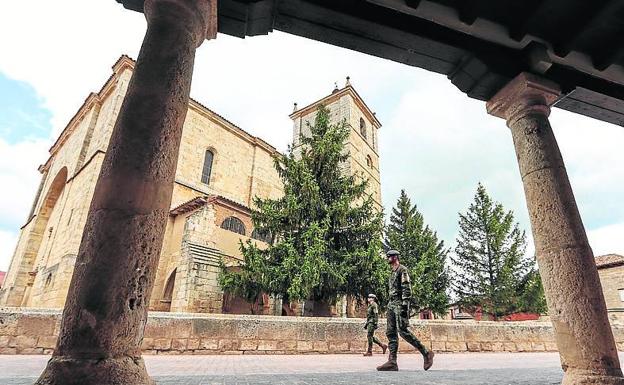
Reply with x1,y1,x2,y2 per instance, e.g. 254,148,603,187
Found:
35,356,154,385
563,369,624,385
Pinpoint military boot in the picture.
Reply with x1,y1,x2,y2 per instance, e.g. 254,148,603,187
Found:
362,350,372,357
376,353,398,371
423,350,435,371
381,344,388,355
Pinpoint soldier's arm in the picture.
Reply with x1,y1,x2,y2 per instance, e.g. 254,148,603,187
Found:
401,268,412,306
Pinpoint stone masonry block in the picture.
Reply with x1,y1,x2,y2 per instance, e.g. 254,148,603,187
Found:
297,340,313,352
257,340,279,351
240,340,258,351
11,335,38,348
199,339,219,350
313,341,329,352
153,338,172,350
36,336,57,349
278,340,297,351
445,341,467,352
236,320,259,339
0,335,10,347
466,342,481,352
141,338,155,350
328,341,349,352
171,338,187,351
17,316,55,337
431,341,446,352
503,342,517,351
187,339,200,350
218,339,239,351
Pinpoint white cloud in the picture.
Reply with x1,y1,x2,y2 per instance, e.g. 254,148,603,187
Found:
588,223,624,257
0,138,50,224
0,230,18,272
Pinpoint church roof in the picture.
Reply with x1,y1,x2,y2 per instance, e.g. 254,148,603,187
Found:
170,195,252,217
595,254,624,269
289,82,382,129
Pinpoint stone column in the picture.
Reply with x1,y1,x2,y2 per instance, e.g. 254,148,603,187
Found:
487,73,624,385
35,1,216,384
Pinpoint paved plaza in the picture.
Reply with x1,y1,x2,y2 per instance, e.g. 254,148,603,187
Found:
3,352,611,385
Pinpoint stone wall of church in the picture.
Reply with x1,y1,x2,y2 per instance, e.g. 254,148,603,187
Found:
0,62,132,308
1,57,284,313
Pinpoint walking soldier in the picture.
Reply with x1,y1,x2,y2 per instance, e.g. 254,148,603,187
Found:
363,294,387,356
377,249,435,371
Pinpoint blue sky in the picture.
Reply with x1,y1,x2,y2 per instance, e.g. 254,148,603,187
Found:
0,73,52,145
0,0,622,272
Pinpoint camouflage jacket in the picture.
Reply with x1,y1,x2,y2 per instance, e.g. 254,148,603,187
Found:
388,264,411,304
366,302,379,327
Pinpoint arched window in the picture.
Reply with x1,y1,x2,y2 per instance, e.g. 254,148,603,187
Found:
359,117,367,139
366,155,374,169
201,150,214,184
221,216,246,235
251,228,272,243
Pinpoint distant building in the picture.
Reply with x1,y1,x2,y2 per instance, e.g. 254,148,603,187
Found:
596,254,624,323
0,55,382,316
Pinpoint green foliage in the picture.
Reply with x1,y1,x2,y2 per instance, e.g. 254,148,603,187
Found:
452,183,546,318
516,269,548,315
219,105,386,308
384,190,450,316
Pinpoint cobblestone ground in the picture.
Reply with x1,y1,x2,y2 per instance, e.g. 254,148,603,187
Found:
3,352,621,385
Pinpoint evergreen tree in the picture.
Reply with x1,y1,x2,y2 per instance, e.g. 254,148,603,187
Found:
384,190,450,317
517,269,548,315
219,105,386,311
452,183,543,318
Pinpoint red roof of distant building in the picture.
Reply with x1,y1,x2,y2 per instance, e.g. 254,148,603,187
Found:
595,254,624,269
0,271,6,288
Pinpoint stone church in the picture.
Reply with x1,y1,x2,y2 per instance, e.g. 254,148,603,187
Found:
0,55,382,315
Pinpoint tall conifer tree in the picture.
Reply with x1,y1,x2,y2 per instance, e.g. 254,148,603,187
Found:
219,105,386,310
384,190,450,316
452,183,544,318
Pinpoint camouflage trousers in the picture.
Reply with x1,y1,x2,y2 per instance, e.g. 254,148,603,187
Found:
366,323,384,351
386,301,428,357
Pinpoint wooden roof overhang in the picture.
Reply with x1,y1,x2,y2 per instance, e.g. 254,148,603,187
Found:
118,0,624,126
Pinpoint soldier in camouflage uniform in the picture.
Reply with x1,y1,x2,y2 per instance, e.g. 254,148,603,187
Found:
377,249,435,371
363,294,387,356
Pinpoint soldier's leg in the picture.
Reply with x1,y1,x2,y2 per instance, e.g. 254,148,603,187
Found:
372,333,384,348
377,304,399,370
366,326,374,351
398,313,428,356
385,304,399,356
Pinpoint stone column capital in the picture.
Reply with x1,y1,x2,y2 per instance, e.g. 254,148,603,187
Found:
486,72,561,125
145,0,217,46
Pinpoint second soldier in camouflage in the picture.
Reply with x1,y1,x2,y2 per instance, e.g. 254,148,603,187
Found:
363,294,387,356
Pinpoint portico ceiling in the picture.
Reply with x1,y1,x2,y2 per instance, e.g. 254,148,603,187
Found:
118,0,624,126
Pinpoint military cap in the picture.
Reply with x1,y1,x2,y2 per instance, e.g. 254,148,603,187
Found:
386,249,400,257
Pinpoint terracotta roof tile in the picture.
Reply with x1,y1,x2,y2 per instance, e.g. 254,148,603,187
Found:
595,254,624,269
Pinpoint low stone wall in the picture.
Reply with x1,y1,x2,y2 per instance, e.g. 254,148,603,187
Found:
1,308,623,355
